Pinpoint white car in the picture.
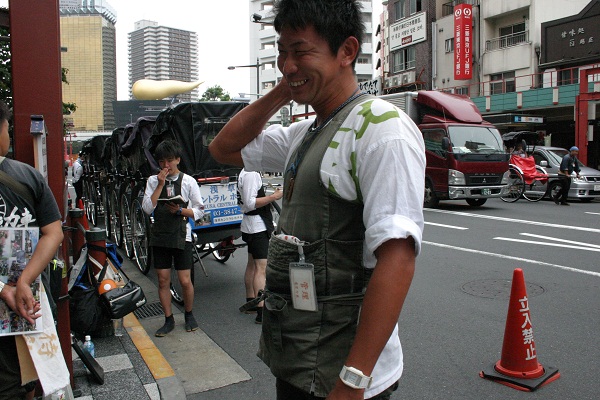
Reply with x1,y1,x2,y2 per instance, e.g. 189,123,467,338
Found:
529,146,600,202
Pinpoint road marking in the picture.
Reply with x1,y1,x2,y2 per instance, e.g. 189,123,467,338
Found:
425,222,468,230
423,240,600,278
520,233,600,249
425,208,600,233
585,212,600,215
494,237,600,252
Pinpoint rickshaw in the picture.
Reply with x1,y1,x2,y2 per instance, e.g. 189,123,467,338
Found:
500,131,549,202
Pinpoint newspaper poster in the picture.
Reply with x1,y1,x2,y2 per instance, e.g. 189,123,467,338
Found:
0,227,43,336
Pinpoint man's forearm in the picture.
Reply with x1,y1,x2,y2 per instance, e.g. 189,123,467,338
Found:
209,82,292,166
343,238,416,376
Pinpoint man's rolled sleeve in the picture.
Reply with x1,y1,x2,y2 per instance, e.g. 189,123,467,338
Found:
365,215,423,257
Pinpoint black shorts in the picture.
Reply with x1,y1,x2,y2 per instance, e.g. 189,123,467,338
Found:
242,231,270,260
152,242,193,270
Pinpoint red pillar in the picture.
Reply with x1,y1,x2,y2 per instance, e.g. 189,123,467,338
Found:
576,67,600,165
8,0,72,385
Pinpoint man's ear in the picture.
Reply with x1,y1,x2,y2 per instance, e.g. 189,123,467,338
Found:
339,36,360,67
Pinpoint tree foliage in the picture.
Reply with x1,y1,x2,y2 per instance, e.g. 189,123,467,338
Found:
0,25,12,110
199,85,231,101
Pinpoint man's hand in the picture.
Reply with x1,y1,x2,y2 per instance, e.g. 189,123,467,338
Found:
14,282,42,325
157,168,169,186
272,188,283,201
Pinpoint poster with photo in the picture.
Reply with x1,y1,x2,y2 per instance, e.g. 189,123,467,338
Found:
0,227,43,336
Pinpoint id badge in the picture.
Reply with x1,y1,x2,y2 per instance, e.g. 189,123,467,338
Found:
289,262,318,312
166,182,175,197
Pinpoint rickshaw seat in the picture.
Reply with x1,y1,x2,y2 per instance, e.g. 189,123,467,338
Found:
510,155,548,185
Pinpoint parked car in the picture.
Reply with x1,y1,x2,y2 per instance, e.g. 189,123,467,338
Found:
528,146,600,202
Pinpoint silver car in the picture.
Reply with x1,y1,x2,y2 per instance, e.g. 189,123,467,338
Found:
529,146,600,202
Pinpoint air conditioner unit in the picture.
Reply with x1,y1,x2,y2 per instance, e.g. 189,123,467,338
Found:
392,76,400,86
403,71,416,83
384,78,392,88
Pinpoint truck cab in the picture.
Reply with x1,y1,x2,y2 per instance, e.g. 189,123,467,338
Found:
380,91,510,207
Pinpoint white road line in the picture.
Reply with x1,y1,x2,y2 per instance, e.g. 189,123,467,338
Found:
585,212,600,215
425,208,600,233
520,233,600,249
423,241,600,277
494,237,600,252
425,222,468,230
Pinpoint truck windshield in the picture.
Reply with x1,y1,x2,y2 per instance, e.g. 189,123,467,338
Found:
448,126,505,154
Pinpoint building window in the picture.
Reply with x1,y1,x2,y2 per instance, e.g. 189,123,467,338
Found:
410,0,422,15
392,46,415,73
445,38,454,53
558,68,577,86
490,71,515,94
395,0,406,21
455,86,469,95
499,22,526,47
357,57,370,64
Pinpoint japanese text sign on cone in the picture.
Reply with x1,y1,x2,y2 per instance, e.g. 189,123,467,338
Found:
480,268,560,391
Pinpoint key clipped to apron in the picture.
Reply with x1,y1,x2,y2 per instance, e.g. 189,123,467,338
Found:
287,237,318,312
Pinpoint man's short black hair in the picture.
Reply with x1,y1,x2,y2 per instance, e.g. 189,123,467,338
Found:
154,140,182,160
0,101,11,123
273,0,365,68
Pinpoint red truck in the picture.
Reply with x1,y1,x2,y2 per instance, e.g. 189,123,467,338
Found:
380,91,510,207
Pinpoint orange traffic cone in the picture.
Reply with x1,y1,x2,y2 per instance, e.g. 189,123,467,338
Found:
480,268,560,391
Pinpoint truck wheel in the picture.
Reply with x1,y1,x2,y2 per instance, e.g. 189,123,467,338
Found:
466,198,487,207
424,180,439,208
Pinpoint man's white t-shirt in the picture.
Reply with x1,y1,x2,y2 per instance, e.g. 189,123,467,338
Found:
241,96,426,397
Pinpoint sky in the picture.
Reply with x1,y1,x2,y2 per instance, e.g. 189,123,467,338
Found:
2,0,382,100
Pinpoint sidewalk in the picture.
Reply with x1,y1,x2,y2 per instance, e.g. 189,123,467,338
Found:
71,253,186,400
70,246,249,399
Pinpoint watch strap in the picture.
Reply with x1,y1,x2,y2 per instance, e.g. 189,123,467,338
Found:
339,365,372,389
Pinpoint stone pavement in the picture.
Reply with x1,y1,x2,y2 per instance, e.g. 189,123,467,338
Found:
68,247,248,400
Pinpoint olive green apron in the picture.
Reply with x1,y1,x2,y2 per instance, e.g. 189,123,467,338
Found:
258,95,375,396
149,172,188,250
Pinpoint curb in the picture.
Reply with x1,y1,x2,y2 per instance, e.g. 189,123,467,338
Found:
123,314,186,400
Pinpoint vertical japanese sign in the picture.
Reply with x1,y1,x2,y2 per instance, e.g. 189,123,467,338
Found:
454,4,473,80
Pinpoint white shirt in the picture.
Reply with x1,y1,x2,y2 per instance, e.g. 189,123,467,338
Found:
142,173,205,242
72,159,83,183
238,169,267,234
241,96,425,398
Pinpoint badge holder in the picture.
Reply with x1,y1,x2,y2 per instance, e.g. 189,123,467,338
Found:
289,242,318,312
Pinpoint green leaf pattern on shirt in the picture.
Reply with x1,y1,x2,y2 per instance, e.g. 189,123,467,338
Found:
325,99,401,202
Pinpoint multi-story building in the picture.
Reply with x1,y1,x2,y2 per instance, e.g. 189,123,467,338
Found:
379,0,599,168
128,20,199,102
59,0,117,131
248,0,376,124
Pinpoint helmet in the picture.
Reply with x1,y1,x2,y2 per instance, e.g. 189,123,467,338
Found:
98,279,117,295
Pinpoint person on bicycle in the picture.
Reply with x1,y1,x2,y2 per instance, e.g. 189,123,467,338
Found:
142,140,204,336
553,146,581,206
237,169,282,324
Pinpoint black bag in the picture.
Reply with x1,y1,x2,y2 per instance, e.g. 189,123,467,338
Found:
95,256,146,319
100,280,146,319
69,285,110,336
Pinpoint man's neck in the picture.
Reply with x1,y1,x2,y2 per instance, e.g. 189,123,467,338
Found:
313,84,360,126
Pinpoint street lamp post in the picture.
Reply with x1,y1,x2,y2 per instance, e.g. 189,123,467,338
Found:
228,58,261,98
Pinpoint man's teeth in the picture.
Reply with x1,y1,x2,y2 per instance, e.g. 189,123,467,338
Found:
289,80,307,87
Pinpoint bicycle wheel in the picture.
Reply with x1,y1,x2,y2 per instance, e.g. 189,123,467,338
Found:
500,167,524,203
522,167,548,202
109,187,122,246
102,184,111,239
211,240,232,263
120,189,134,259
131,198,151,274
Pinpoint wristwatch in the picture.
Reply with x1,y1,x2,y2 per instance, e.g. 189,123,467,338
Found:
339,366,372,389
176,207,182,216
0,280,5,295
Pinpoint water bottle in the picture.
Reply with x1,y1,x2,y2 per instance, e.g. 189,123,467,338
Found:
82,335,95,358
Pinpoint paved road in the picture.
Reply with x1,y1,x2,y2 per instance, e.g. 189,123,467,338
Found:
92,176,598,399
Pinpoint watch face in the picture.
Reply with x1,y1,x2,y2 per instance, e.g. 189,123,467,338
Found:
343,370,360,385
